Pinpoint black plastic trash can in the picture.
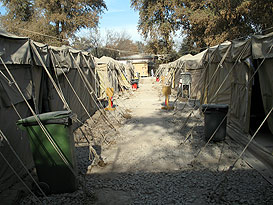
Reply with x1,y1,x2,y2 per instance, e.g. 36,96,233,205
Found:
17,111,78,194
201,104,229,142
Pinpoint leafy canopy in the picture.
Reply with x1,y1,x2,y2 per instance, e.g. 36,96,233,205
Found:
131,0,273,53
0,0,107,46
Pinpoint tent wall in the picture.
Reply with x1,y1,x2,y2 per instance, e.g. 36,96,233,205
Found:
174,66,182,89
0,102,33,192
125,63,134,83
108,68,119,92
228,61,253,133
252,33,273,133
0,64,38,197
48,67,97,130
199,34,273,135
187,68,203,99
96,64,109,99
201,41,253,133
204,61,233,104
257,58,273,133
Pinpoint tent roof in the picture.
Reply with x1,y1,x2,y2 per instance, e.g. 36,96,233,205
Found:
0,28,28,39
97,56,115,64
0,29,31,65
252,32,273,59
118,54,154,60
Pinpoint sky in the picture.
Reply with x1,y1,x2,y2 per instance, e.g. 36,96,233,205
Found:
0,0,143,42
96,0,143,42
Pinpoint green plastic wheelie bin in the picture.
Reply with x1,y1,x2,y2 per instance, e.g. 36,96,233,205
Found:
17,111,78,194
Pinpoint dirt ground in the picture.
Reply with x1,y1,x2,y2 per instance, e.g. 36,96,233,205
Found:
20,77,273,204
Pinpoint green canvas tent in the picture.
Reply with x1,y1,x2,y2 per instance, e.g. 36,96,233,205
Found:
0,29,98,202
198,33,273,171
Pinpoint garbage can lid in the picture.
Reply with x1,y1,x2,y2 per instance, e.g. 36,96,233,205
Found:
181,72,191,75
201,104,229,112
17,110,73,126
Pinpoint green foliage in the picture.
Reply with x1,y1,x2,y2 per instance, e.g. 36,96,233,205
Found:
131,0,273,53
144,37,175,55
131,0,182,54
178,36,200,56
71,29,140,59
0,0,107,46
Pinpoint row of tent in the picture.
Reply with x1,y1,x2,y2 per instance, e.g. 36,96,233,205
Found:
95,56,133,98
158,32,273,169
0,29,132,201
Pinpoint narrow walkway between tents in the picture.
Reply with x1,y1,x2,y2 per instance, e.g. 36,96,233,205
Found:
91,77,190,173
80,77,273,205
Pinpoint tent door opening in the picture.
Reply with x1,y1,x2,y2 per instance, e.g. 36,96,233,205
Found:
249,62,273,154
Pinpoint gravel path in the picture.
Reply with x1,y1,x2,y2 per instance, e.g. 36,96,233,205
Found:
20,77,273,204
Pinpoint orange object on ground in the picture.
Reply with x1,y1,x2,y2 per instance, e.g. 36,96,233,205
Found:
161,85,174,110
132,83,137,89
110,97,113,107
105,88,116,111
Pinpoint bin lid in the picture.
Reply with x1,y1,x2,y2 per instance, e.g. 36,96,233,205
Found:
180,72,191,75
201,104,229,112
17,111,73,126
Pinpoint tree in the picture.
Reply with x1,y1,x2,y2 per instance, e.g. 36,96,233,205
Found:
131,0,182,54
144,37,175,55
131,0,273,52
178,36,199,56
71,29,141,59
0,0,107,46
103,30,139,58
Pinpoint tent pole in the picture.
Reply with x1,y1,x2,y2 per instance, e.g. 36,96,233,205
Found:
0,151,43,204
30,42,71,111
81,54,124,121
49,50,106,141
211,41,251,102
229,106,273,170
211,106,273,196
69,52,120,128
50,50,108,141
0,55,77,183
0,129,48,199
178,41,251,156
106,62,132,112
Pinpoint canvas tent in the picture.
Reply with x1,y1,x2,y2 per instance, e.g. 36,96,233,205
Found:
47,45,98,128
158,33,273,171
171,52,206,99
124,61,134,82
0,29,98,202
158,52,206,99
196,33,273,170
0,30,36,201
95,56,131,99
161,34,272,135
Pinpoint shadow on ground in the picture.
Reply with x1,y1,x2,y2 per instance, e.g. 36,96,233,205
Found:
86,168,273,205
